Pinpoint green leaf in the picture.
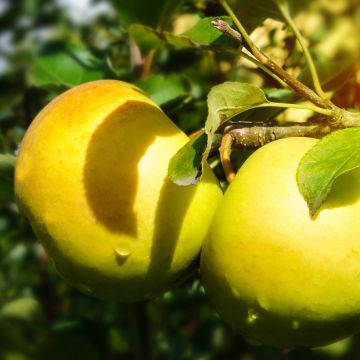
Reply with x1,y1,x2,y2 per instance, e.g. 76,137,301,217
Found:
205,82,268,134
0,318,29,352
137,74,191,108
29,43,105,87
129,17,234,52
0,153,16,199
297,128,360,215
203,82,268,162
36,334,100,360
182,16,233,46
168,132,207,186
264,88,294,100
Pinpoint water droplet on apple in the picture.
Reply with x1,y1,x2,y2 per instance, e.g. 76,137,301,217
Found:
114,247,132,264
247,309,258,324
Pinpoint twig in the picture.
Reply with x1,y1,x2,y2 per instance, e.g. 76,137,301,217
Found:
238,51,289,89
212,19,290,88
275,0,332,105
220,120,334,182
141,0,181,79
141,50,156,79
215,4,334,110
212,18,243,43
224,121,333,149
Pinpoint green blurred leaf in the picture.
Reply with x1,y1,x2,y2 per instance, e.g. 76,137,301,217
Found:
0,319,29,352
129,24,193,52
168,132,207,186
138,74,191,107
28,44,106,87
129,17,234,52
231,0,311,32
297,128,360,215
314,337,352,357
0,130,7,152
0,153,16,199
1,298,42,323
109,0,167,27
37,334,100,360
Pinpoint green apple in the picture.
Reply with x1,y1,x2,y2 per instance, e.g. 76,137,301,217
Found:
201,136,360,348
15,80,222,301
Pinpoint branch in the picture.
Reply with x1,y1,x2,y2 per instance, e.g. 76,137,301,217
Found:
213,19,289,88
275,0,332,105
212,16,334,110
220,121,334,182
225,122,333,148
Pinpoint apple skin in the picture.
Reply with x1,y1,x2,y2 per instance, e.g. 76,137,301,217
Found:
200,136,360,348
15,80,222,301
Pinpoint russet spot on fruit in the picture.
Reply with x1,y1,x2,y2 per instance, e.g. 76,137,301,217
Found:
15,80,222,301
201,137,360,348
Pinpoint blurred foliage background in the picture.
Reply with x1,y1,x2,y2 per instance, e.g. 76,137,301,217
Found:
0,0,360,359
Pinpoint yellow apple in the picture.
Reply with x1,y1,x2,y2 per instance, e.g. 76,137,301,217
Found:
15,80,222,301
200,136,360,348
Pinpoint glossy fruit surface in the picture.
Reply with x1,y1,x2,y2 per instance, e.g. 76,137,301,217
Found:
15,80,222,301
201,137,360,348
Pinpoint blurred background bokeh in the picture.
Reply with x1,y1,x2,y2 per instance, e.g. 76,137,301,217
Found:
1,0,360,359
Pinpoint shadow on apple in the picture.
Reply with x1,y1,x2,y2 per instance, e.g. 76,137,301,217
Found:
83,100,196,277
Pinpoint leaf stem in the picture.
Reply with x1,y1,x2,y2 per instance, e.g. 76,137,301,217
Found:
217,1,334,110
275,0,332,105
257,102,334,116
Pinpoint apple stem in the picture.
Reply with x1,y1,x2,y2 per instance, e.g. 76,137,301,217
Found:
220,132,236,183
